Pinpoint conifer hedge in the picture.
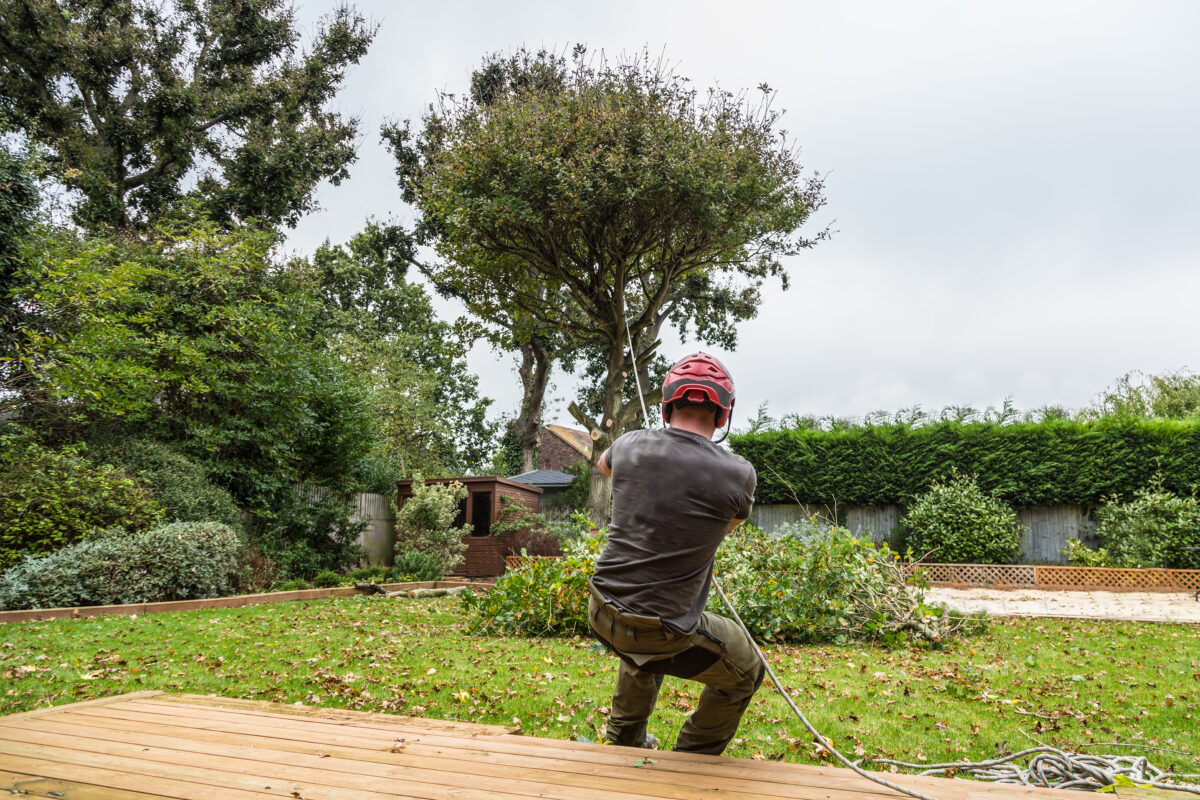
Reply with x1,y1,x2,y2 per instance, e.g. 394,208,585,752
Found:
729,419,1200,507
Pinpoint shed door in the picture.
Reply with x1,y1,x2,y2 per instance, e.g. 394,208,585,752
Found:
471,491,492,536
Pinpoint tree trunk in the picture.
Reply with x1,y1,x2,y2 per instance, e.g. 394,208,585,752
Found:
515,340,550,473
581,341,636,523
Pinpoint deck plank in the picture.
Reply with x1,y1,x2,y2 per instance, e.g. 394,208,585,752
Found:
0,693,1079,800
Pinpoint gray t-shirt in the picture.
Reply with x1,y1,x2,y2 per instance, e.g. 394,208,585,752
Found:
591,427,757,634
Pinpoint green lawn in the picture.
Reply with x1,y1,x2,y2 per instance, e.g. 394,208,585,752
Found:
2,596,1197,774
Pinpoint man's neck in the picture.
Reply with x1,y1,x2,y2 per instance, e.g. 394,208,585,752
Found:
668,414,716,440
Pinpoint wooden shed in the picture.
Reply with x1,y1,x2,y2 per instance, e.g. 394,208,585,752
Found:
395,477,542,577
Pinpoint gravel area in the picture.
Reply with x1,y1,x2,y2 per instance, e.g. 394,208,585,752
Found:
925,587,1200,623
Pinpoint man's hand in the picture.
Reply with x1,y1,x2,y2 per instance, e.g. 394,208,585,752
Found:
598,450,612,477
727,518,746,534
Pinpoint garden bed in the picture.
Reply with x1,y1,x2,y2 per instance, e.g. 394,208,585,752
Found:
905,563,1200,592
0,580,490,624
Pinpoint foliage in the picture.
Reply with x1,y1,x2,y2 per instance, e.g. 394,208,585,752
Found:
89,436,240,527
0,0,374,231
311,570,343,589
390,549,445,582
555,461,593,512
250,488,366,582
731,417,1200,508
290,222,495,476
394,480,470,575
1094,483,1200,569
713,523,982,646
234,544,276,594
9,219,379,525
901,472,1021,564
0,428,161,569
491,419,526,477
490,495,575,556
0,522,243,610
462,533,604,636
0,146,38,369
273,578,310,592
388,46,826,517
1062,539,1115,568
1087,369,1200,421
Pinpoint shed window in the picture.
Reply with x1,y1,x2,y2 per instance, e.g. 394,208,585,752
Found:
470,491,492,537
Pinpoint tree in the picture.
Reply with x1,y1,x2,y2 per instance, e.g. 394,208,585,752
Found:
0,0,374,231
390,47,826,518
1088,369,1200,421
290,222,495,479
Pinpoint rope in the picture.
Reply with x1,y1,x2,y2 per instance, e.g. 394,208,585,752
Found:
875,747,1200,794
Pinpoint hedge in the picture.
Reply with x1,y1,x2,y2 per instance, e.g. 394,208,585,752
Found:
729,418,1200,507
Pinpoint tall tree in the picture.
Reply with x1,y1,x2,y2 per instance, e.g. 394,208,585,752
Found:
0,0,374,232
291,223,495,479
391,47,826,518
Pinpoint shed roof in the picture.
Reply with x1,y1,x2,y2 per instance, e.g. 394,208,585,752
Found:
508,469,575,488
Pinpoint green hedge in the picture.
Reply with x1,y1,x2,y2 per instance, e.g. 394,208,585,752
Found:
730,418,1200,507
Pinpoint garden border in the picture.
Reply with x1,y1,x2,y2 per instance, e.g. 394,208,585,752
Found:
903,563,1200,592
0,580,491,624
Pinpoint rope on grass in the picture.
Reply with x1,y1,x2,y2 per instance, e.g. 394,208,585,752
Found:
875,747,1200,795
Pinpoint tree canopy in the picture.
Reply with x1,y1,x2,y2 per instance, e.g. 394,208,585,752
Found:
389,47,826,515
0,0,374,231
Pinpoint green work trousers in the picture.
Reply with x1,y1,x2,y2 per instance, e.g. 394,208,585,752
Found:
588,583,765,755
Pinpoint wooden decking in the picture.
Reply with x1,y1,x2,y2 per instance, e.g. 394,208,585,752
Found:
0,691,1073,800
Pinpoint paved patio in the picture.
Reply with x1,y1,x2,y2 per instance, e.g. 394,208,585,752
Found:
925,587,1200,623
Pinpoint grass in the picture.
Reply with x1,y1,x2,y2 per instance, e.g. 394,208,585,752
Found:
1,595,1198,774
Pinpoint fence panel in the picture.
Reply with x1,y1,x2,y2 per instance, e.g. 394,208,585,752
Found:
847,505,900,545
1017,505,1093,564
748,504,826,534
354,492,395,566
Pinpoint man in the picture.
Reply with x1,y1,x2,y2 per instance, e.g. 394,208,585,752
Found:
587,352,763,755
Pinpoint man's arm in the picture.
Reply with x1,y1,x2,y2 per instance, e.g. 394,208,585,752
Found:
597,449,612,477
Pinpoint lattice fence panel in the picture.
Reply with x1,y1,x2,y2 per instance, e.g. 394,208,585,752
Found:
901,563,1036,587
1036,566,1200,591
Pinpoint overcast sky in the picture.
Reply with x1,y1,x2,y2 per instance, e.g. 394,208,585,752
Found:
286,0,1200,430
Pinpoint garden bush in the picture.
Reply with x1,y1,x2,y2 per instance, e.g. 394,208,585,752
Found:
0,430,161,569
714,523,980,646
1093,483,1200,569
393,479,470,575
491,495,572,557
901,472,1021,564
273,578,311,592
249,489,367,582
462,533,602,636
463,523,979,646
0,522,243,610
1062,539,1115,567
311,569,343,588
390,549,444,581
90,436,241,527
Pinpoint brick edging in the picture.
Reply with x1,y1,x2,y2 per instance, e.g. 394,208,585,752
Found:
0,580,491,624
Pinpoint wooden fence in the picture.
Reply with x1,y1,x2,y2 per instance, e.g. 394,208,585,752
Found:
751,503,1098,564
903,562,1200,592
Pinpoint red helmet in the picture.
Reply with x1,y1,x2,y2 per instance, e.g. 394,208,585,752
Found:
661,352,735,428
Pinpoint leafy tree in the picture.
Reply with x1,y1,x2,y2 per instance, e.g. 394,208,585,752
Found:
289,222,495,477
389,47,825,518
0,0,374,231
7,217,378,527
1087,369,1200,421
0,146,39,390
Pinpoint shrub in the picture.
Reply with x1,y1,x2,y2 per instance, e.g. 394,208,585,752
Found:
0,522,243,610
394,478,470,575
89,436,241,527
235,544,277,593
901,471,1021,564
274,578,311,592
714,524,981,646
249,488,367,582
490,495,570,557
462,533,603,636
349,565,390,583
0,430,161,569
390,549,444,581
1062,539,1115,568
311,569,343,588
1094,483,1200,569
